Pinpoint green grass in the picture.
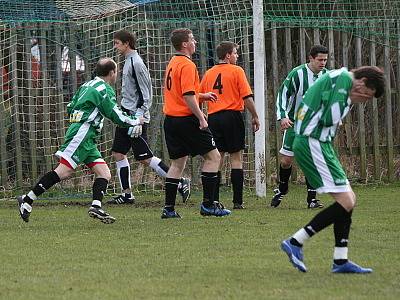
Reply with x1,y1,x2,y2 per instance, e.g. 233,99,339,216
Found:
1,183,400,300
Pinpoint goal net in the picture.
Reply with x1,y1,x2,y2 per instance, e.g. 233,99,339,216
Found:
0,0,399,199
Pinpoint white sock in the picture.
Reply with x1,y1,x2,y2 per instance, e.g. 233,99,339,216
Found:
292,228,311,245
91,200,102,208
149,157,167,177
116,158,131,190
27,191,37,201
333,247,348,260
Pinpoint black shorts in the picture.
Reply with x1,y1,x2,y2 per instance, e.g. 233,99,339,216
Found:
208,110,245,153
111,123,154,161
164,115,217,160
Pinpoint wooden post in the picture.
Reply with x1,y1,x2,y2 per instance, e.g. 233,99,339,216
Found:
313,28,320,45
39,27,53,171
342,32,353,155
328,24,335,69
384,22,394,181
271,25,281,183
355,34,367,180
25,29,38,180
0,44,8,186
54,26,65,147
299,27,306,64
370,25,380,180
10,27,23,188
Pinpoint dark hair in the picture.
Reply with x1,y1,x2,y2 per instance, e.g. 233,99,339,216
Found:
170,28,192,51
95,58,117,77
309,45,329,58
114,30,136,49
216,41,238,60
352,66,386,98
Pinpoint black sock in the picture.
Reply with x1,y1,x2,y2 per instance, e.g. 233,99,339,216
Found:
306,178,317,201
333,208,352,265
165,177,179,209
26,170,61,204
214,171,221,202
92,178,108,205
119,166,130,190
201,172,218,207
278,164,291,194
158,161,170,174
306,202,346,234
231,168,243,205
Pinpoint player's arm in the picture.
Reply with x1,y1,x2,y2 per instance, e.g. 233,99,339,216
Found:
183,93,208,129
244,96,260,132
199,72,217,103
99,87,143,127
276,72,297,129
134,62,152,117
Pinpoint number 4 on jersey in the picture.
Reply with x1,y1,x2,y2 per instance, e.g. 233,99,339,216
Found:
213,73,223,94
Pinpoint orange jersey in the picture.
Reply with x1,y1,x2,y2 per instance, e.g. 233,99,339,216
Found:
200,63,253,114
163,54,200,117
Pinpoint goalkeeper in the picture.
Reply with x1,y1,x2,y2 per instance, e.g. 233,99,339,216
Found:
17,58,143,224
108,30,190,205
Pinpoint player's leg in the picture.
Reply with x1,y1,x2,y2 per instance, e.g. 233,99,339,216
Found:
17,130,86,222
305,177,323,208
162,156,187,219
200,148,232,216
230,151,244,209
132,125,190,202
214,151,225,203
271,128,295,207
109,126,135,204
88,162,116,224
17,162,73,222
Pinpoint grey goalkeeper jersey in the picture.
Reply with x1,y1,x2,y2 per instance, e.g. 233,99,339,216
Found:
276,63,327,121
121,50,152,123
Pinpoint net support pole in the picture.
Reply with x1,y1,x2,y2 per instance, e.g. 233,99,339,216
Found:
253,0,266,197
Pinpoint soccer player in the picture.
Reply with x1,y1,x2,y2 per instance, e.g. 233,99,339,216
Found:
161,28,231,218
17,58,143,223
108,30,190,205
271,45,329,208
199,41,260,209
281,66,385,273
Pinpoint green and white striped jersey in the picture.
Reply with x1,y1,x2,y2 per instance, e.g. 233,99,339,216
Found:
276,63,327,121
66,76,138,136
294,68,352,142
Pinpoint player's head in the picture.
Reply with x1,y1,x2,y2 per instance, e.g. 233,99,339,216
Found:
216,41,239,64
350,66,385,102
170,28,196,55
308,45,328,73
96,58,118,84
114,30,136,55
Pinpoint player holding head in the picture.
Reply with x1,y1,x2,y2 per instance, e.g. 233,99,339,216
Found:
109,29,190,205
281,66,385,273
271,45,329,208
17,58,143,223
161,28,231,218
200,41,260,209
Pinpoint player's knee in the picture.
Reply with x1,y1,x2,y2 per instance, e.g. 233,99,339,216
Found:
280,155,293,168
112,151,126,161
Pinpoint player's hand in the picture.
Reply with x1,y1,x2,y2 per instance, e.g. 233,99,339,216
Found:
128,124,142,138
252,117,260,132
129,116,144,127
280,118,293,130
199,118,208,130
203,92,218,102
